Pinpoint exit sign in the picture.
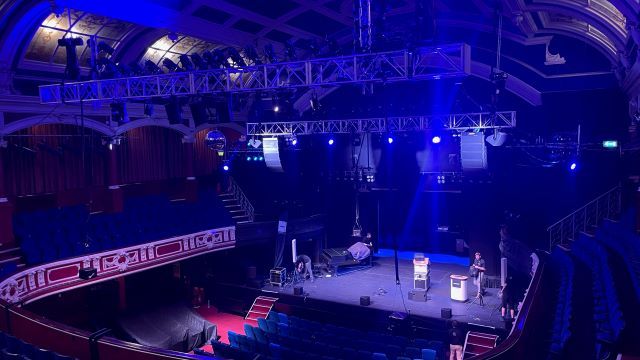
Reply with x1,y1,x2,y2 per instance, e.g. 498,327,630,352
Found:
602,140,618,148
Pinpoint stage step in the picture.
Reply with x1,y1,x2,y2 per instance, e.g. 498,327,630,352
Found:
245,296,279,323
463,331,498,359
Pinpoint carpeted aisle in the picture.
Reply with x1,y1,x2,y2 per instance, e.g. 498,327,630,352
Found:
195,306,247,345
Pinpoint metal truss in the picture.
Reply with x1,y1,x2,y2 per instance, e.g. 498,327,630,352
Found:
39,44,470,104
246,111,516,136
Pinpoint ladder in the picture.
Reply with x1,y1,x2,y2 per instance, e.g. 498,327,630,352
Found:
463,331,499,359
245,296,278,325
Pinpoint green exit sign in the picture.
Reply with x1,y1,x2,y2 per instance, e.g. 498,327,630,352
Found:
602,140,618,148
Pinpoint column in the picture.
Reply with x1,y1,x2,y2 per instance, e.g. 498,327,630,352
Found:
117,276,126,311
183,136,198,202
105,141,123,213
0,147,14,247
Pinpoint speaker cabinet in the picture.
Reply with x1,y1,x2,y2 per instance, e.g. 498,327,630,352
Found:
408,289,427,302
441,308,452,319
360,296,371,306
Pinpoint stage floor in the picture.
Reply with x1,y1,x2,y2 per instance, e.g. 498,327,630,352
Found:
262,256,507,329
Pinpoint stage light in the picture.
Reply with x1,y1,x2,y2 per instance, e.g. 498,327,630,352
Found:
246,156,251,161
223,165,229,171
162,58,179,72
569,162,577,171
432,136,441,144
273,105,280,112
328,138,335,145
259,156,263,161
387,136,394,144
602,140,618,149
253,156,258,161
291,136,297,146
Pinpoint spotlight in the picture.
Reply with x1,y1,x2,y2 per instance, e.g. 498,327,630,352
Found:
328,138,335,145
223,164,229,171
179,54,193,71
289,135,297,146
162,58,179,72
246,156,251,161
259,156,263,161
273,105,280,112
432,136,441,144
253,156,258,161
569,162,577,171
387,136,394,144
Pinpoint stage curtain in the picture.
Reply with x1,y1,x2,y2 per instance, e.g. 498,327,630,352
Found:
117,126,186,184
1,125,241,197
193,128,219,177
2,124,107,197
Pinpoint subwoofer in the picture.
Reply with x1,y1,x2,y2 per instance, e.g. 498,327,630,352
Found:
441,308,452,319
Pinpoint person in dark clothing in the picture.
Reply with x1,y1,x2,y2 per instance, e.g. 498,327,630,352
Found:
500,280,516,320
294,254,314,282
448,320,464,360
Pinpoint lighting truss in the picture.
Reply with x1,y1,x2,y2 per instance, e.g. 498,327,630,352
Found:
246,111,516,136
39,44,470,104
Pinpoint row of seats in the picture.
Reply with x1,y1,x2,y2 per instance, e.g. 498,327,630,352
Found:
548,248,574,354
266,311,441,352
572,235,624,344
599,219,640,303
232,322,438,360
13,193,233,265
0,331,74,360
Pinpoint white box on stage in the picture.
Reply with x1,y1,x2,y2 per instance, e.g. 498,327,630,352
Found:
450,274,468,302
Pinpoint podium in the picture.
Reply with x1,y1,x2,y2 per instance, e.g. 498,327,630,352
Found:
450,274,468,302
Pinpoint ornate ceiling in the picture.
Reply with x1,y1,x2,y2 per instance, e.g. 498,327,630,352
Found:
0,0,639,99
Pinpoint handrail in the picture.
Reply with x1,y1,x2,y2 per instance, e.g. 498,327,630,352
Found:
547,185,621,251
229,176,255,222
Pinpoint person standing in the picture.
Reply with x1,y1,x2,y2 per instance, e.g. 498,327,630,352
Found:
471,252,486,297
448,320,464,360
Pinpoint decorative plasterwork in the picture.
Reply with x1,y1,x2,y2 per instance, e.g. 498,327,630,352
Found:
0,226,235,305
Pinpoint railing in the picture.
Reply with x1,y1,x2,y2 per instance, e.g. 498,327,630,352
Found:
547,185,622,250
229,177,255,222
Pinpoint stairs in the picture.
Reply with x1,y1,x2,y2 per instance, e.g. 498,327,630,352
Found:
245,296,278,325
463,331,499,359
0,246,26,272
219,193,252,224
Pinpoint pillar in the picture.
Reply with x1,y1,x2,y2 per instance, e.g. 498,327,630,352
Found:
183,136,198,202
105,142,123,213
0,148,14,247
117,276,126,311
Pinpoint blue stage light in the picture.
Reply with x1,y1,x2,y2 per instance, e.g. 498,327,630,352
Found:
223,165,229,171
569,162,577,171
292,138,297,146
432,136,441,144
328,138,334,145
253,156,258,161
246,156,251,161
387,136,394,144
259,156,263,161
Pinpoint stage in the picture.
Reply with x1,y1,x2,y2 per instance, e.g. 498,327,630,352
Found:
262,254,507,330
